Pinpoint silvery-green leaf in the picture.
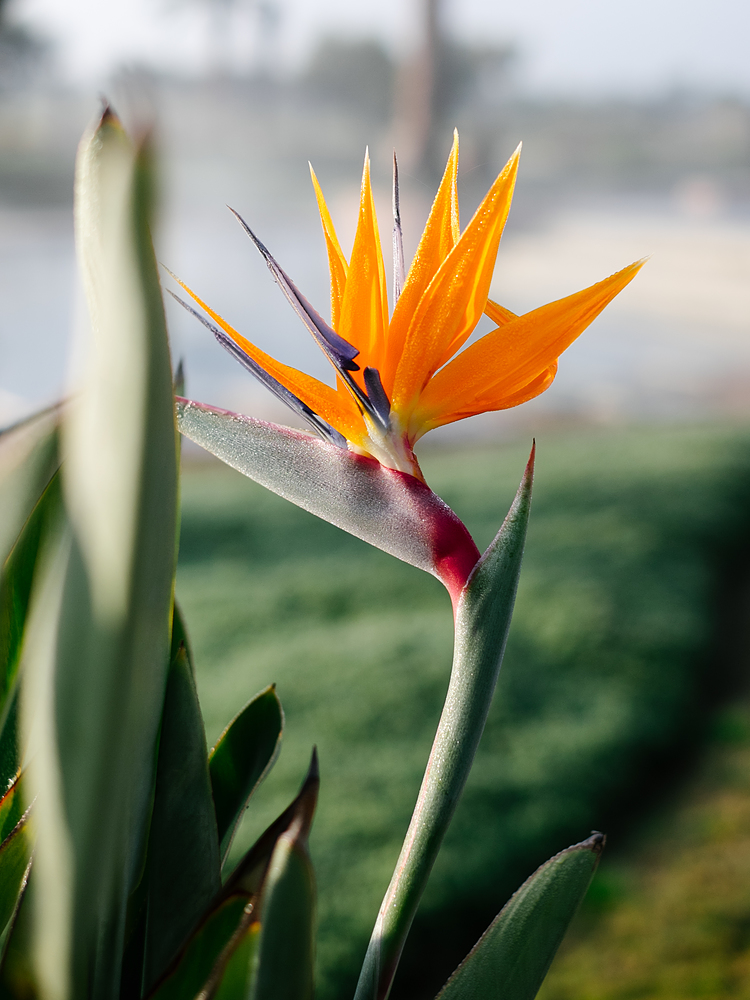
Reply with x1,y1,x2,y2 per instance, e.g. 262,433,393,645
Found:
22,107,179,1000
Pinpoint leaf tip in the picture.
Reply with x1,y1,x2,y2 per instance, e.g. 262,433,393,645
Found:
585,830,606,856
308,746,319,784
526,438,536,480
96,99,124,136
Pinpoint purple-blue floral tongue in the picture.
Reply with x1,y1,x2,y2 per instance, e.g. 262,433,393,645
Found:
228,208,360,372
226,209,394,435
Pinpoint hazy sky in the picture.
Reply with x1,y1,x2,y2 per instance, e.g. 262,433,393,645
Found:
18,0,750,97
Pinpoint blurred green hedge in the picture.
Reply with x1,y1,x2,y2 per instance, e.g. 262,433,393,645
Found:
176,424,750,1000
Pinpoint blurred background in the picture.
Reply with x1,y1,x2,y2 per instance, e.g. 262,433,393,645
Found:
1,0,749,434
4,2,750,998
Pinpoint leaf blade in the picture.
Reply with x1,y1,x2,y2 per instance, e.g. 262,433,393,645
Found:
0,409,59,570
209,685,283,864
436,834,605,1000
250,831,316,1000
0,474,63,784
148,895,250,1000
147,752,319,1000
142,635,222,991
0,816,32,940
23,107,179,997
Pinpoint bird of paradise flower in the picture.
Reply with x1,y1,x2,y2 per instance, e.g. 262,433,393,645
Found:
172,132,642,608
170,132,640,473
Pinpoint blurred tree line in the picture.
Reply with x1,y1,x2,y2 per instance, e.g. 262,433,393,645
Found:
0,0,748,214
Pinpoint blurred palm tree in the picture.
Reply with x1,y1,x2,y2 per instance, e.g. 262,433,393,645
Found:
394,0,515,181
393,0,440,175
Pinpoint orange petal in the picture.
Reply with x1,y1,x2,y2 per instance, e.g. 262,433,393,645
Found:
310,164,349,332
412,364,557,438
173,276,366,444
484,298,518,326
415,259,645,428
382,131,460,391
391,145,522,416
336,149,389,378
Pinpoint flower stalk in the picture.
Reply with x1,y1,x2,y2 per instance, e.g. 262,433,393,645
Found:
354,446,535,1000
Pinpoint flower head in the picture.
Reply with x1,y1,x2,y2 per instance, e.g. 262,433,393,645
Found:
169,132,642,483
172,134,644,609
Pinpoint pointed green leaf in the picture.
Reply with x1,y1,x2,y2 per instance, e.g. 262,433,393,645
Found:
0,816,32,940
148,752,319,1000
175,399,477,585
0,475,64,793
0,408,59,571
0,475,61,697
250,827,316,1000
20,107,179,997
16,507,72,1000
142,637,222,991
170,600,193,670
436,833,605,1000
222,749,319,899
217,752,318,1000
209,685,283,864
355,449,536,1000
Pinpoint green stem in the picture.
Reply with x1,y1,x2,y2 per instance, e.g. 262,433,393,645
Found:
353,449,534,1000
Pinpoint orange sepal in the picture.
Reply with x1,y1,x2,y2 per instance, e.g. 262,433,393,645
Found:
310,164,349,332
173,276,367,445
336,150,389,378
390,145,522,416
383,131,460,391
412,363,558,438
415,259,645,428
